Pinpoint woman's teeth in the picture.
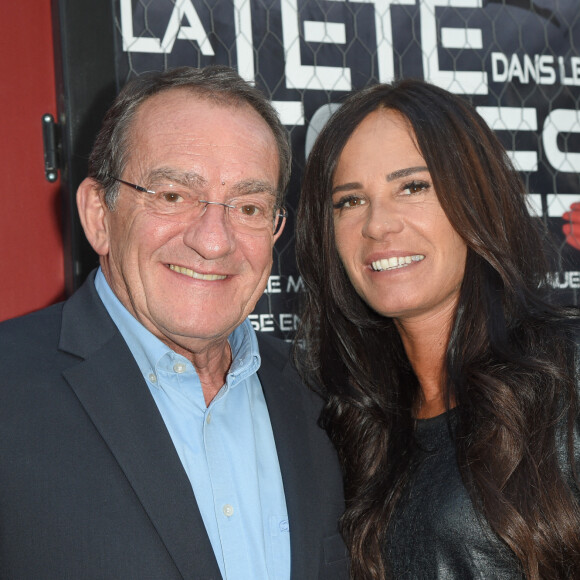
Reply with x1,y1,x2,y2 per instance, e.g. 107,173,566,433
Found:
371,255,424,271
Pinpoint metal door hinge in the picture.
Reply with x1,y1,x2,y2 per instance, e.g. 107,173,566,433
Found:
42,113,61,182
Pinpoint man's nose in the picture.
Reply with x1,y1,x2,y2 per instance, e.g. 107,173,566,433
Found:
182,202,236,258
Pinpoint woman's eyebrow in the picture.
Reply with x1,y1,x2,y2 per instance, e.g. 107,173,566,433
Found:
332,166,430,194
332,182,361,195
386,166,428,182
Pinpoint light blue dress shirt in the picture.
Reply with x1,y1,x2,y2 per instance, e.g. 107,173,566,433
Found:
95,269,290,580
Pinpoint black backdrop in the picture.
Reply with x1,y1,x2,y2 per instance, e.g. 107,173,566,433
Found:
52,0,580,338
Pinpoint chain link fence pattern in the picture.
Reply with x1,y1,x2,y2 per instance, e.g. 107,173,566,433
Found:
113,0,580,337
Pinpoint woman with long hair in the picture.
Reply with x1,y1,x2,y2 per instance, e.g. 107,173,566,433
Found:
295,79,580,579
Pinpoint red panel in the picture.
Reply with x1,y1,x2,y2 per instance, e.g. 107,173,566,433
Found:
0,1,65,321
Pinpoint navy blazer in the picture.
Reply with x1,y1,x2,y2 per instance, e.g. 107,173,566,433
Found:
0,273,348,579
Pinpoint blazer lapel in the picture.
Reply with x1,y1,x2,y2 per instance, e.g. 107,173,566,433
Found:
257,335,323,580
59,277,222,580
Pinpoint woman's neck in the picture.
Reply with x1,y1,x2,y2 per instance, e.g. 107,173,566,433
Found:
395,312,454,419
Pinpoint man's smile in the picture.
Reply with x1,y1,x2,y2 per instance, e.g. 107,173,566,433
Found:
168,263,227,280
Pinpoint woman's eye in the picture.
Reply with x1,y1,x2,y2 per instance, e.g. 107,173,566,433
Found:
333,196,366,209
402,181,428,196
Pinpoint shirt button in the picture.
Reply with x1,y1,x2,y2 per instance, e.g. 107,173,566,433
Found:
148,373,157,383
223,504,234,517
206,413,212,424
173,362,187,374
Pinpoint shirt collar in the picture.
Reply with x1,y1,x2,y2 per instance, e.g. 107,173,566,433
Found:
94,268,261,388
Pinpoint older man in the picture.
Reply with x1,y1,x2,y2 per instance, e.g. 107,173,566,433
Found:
0,66,347,579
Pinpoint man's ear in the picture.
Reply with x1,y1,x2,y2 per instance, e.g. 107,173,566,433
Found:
273,214,286,243
76,177,110,256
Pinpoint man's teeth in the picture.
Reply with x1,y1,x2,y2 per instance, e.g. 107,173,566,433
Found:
169,264,226,280
371,255,424,271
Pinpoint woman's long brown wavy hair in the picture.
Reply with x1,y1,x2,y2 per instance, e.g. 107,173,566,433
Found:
295,79,580,579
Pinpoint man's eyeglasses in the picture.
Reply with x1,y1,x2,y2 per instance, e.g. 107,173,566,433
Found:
110,177,286,236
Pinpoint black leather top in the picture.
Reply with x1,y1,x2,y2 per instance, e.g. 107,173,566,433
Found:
383,409,543,579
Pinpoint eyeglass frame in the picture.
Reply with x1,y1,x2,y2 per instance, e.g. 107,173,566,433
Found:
108,176,287,236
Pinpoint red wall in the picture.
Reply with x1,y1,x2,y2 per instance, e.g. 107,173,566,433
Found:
0,2,65,321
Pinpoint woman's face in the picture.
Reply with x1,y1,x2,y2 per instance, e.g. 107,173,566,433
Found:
331,108,467,325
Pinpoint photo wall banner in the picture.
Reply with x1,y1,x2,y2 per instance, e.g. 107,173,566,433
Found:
112,0,580,338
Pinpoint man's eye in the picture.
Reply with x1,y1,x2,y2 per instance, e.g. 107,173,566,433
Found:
239,204,261,216
161,192,183,203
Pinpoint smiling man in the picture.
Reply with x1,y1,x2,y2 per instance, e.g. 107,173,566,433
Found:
0,66,347,580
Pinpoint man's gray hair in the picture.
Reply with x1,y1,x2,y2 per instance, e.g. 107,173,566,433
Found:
88,65,292,209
